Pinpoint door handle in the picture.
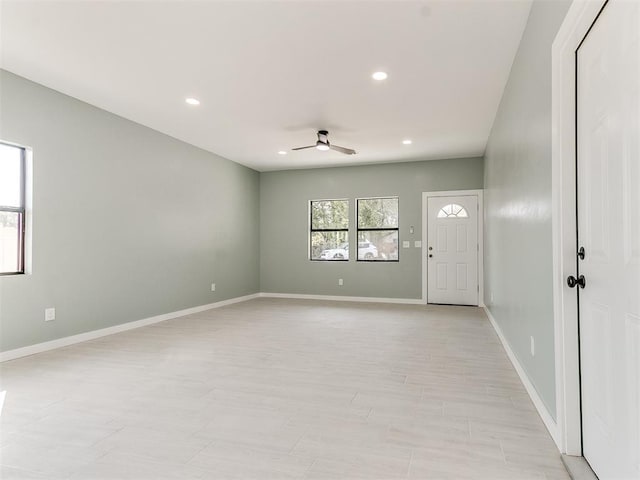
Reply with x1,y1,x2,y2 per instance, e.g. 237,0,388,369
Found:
567,275,586,289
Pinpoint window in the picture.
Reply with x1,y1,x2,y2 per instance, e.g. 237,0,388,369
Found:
357,197,399,261
310,199,349,261
437,203,468,218
0,142,26,275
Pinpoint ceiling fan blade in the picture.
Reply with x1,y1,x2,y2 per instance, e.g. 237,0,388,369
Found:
329,144,357,155
291,145,317,151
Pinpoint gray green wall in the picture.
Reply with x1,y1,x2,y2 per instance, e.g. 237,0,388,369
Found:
0,71,260,352
260,158,484,298
0,71,483,354
483,0,571,419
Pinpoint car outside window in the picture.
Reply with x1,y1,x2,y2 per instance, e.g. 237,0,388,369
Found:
310,199,349,261
357,197,399,262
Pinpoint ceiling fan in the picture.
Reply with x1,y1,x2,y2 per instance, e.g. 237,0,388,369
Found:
292,130,356,155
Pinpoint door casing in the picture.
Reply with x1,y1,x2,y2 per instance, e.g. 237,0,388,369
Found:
551,0,609,456
421,189,484,307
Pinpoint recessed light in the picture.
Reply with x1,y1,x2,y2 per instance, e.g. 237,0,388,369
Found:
278,151,287,155
185,97,200,106
372,71,388,81
402,139,412,145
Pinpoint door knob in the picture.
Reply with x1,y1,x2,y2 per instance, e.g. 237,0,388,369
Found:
428,254,433,258
567,275,586,289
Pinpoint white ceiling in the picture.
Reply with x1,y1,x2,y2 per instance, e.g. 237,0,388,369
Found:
0,0,531,172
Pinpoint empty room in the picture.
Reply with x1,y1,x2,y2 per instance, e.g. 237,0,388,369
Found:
0,0,638,479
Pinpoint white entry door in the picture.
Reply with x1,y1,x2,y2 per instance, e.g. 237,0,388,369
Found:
427,195,478,306
576,1,640,478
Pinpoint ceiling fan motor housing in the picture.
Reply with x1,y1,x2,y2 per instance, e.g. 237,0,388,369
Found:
317,130,329,143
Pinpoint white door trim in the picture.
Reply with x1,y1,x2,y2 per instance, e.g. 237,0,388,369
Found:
551,0,608,457
421,189,484,306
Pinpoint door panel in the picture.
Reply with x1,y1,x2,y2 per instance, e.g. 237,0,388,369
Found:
583,302,614,437
437,226,447,252
456,263,467,290
436,263,447,290
627,314,640,473
456,225,467,252
577,1,640,477
584,116,610,262
427,195,478,306
623,85,640,266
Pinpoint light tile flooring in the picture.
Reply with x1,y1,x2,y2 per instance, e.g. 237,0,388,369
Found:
0,299,570,479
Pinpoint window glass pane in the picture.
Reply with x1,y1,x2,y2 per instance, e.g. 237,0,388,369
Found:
0,211,20,273
358,198,398,228
311,200,348,230
0,143,22,208
437,203,468,218
311,231,349,260
357,230,398,261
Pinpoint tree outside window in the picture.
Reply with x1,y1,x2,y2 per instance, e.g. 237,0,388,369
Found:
310,199,349,261
357,197,399,262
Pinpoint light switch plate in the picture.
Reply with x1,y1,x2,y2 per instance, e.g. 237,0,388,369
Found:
45,308,55,322
414,240,422,248
402,241,410,248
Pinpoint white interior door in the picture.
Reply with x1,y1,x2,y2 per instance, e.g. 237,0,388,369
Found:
427,195,478,306
577,1,640,478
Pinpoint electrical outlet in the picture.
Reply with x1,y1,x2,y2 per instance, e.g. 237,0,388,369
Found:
530,336,535,356
211,283,216,292
402,241,410,248
44,308,55,322
414,240,422,248
338,278,344,286
490,292,494,304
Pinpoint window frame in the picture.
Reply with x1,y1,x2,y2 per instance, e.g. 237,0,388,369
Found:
356,196,399,263
0,142,26,275
309,198,350,262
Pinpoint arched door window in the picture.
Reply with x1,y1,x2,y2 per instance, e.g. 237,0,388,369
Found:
437,203,468,218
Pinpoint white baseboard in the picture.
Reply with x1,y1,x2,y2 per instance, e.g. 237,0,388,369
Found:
483,306,561,450
0,293,260,363
259,292,424,305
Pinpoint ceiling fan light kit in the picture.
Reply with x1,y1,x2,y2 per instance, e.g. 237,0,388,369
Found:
292,130,356,155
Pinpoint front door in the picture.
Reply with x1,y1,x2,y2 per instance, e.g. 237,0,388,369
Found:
576,0,640,478
427,195,478,306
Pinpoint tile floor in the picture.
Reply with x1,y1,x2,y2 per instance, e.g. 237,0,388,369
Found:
0,298,570,479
